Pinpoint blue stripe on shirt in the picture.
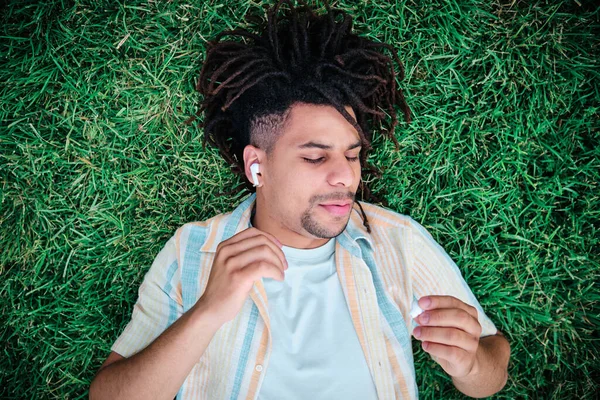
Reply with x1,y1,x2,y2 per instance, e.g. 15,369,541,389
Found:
230,303,260,400
164,259,179,327
182,226,207,312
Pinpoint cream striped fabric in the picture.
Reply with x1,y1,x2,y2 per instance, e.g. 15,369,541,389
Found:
111,193,497,399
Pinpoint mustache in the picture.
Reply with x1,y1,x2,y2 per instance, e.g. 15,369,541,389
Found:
311,191,355,204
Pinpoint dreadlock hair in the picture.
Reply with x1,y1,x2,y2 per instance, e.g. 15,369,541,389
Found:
187,0,412,233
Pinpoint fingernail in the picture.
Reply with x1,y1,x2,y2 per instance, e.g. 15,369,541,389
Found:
420,312,430,324
413,327,421,338
420,297,431,308
422,342,429,351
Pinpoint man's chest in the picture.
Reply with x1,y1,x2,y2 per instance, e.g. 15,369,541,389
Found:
176,245,418,399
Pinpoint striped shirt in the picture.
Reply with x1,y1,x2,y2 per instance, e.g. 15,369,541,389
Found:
111,193,498,399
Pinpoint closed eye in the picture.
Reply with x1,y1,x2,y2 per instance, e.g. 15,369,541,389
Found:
303,157,324,164
303,156,359,164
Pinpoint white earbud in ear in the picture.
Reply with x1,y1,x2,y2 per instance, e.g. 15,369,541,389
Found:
250,163,260,187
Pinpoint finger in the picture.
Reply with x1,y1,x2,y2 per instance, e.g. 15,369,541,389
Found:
223,234,288,271
219,227,283,250
218,227,264,247
254,229,284,249
421,341,471,367
239,260,285,282
418,295,478,320
249,231,287,270
412,326,479,352
227,245,287,274
416,308,482,337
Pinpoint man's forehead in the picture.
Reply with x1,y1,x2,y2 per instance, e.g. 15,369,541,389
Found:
294,139,362,151
280,103,360,146
286,102,356,120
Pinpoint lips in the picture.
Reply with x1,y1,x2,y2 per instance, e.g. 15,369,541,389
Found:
320,201,352,206
319,202,352,216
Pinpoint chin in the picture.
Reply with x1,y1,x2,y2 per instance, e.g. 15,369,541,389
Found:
310,219,349,238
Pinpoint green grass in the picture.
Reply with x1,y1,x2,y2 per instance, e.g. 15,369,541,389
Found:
1,0,598,398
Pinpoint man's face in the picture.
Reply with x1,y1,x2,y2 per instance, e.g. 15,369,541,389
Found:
261,103,362,239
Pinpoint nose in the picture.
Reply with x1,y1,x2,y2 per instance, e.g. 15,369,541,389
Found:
327,155,356,187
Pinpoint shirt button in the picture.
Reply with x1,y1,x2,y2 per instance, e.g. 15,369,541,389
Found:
255,364,263,372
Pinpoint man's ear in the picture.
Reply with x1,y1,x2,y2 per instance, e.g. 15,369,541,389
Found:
243,145,266,187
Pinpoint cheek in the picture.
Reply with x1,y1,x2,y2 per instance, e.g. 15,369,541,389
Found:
284,170,318,205
354,163,362,180
271,169,307,201
285,165,316,185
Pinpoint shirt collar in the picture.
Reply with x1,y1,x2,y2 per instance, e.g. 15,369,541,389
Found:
202,193,373,252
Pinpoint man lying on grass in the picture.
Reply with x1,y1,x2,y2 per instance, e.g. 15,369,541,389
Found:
90,0,510,398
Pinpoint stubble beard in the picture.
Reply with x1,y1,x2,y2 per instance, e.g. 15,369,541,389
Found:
300,202,353,238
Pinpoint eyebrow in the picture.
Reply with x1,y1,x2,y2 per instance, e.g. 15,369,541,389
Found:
297,140,362,151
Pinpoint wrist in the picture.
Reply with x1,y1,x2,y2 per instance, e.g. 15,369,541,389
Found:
451,334,510,397
189,300,225,333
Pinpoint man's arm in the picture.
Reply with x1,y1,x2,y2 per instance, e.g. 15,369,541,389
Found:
89,302,222,400
451,331,510,398
90,227,287,400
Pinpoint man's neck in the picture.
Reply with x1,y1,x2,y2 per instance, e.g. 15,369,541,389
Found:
250,202,330,250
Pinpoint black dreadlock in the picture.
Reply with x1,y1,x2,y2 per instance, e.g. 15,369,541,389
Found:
187,0,412,233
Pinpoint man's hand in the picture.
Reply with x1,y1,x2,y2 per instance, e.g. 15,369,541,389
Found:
412,295,482,378
195,227,288,326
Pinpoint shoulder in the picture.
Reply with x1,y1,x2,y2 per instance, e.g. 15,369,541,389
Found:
172,210,237,255
355,201,420,232
353,201,438,254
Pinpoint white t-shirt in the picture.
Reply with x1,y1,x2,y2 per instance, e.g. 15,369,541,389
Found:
257,237,378,400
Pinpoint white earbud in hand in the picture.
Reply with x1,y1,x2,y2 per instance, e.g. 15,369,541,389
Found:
410,299,424,319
